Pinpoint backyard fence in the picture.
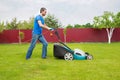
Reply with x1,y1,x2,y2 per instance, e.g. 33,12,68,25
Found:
0,28,120,43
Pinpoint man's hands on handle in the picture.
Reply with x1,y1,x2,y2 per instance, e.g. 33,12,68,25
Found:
38,20,54,31
48,28,54,31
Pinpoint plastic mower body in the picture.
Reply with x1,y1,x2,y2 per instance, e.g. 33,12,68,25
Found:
53,43,93,60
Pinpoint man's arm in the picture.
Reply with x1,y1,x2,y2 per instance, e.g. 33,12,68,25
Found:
38,20,51,30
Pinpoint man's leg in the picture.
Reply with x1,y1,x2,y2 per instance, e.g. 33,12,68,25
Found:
26,34,38,59
39,35,48,58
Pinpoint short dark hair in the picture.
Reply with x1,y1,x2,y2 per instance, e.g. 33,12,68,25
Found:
40,7,47,13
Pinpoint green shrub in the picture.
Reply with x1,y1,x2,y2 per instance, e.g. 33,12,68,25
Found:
19,31,24,40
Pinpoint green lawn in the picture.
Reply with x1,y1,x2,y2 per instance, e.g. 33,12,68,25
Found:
0,43,120,80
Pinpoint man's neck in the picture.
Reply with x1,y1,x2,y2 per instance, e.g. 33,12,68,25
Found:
40,14,43,17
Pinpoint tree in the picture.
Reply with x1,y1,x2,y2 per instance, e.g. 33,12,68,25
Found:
6,18,18,30
19,31,24,44
26,17,34,29
17,17,34,29
74,23,93,28
0,21,5,33
63,28,67,43
83,23,93,28
114,12,120,27
45,14,62,28
93,11,120,44
74,24,82,28
66,24,73,28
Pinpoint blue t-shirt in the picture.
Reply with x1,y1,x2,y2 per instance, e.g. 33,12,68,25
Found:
33,15,45,34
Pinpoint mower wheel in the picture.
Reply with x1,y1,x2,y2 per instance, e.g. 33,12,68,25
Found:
64,52,73,60
87,55,93,60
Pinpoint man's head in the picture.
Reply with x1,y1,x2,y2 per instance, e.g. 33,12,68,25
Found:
40,7,47,16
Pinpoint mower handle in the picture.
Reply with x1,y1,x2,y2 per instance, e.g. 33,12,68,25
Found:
54,29,73,51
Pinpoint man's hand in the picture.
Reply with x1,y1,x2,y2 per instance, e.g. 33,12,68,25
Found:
48,28,54,31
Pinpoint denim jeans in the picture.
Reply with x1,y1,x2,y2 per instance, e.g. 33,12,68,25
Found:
26,33,48,59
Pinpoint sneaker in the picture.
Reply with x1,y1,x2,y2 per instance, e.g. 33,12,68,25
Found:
26,58,30,60
42,57,46,59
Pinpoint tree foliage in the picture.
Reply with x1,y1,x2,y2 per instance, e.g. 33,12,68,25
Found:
6,18,18,30
81,23,93,28
66,24,73,28
66,23,93,28
93,11,120,28
17,17,34,29
45,14,62,28
114,12,120,27
2,14,61,30
74,24,82,28
0,21,5,33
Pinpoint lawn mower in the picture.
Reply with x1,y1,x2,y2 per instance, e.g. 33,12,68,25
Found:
53,29,93,60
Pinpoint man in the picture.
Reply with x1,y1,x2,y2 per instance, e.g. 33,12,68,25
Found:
26,7,53,60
